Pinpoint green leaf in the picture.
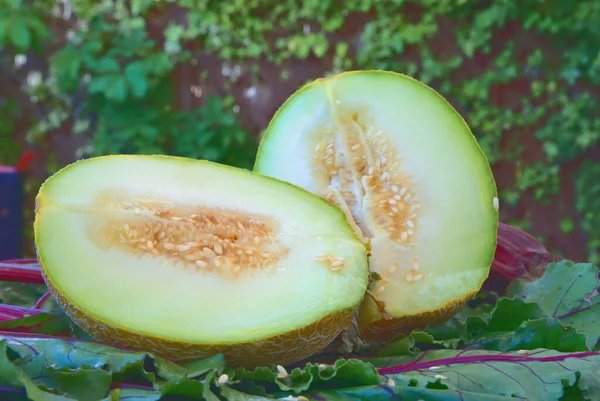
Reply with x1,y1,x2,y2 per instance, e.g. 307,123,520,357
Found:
88,75,114,94
0,282,46,308
124,63,148,98
0,340,22,387
508,262,600,349
0,333,219,381
102,387,162,401
9,17,30,50
52,47,82,84
560,218,576,234
219,386,275,400
232,358,382,394
0,312,71,335
426,297,545,344
0,333,226,399
96,58,121,73
370,349,600,401
311,385,516,400
470,318,589,353
377,330,458,357
53,365,112,401
104,77,128,101
25,16,49,40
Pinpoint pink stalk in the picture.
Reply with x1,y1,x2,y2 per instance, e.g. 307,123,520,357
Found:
0,262,44,284
33,292,52,309
378,350,599,375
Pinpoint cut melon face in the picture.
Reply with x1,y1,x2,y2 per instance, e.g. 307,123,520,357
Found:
254,71,499,340
34,155,369,366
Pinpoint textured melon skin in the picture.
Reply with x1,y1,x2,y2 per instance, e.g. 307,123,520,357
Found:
254,70,499,341
40,267,355,368
357,288,480,341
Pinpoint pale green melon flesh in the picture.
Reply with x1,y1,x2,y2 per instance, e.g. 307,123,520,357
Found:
254,71,498,321
35,155,369,344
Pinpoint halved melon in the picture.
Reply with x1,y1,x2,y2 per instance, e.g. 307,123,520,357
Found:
34,155,369,367
254,70,499,340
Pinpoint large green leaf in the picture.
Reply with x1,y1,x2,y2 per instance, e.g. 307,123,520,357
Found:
508,262,600,349
0,334,225,400
369,349,600,401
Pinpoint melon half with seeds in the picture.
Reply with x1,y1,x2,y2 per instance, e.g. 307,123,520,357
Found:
33,155,369,367
254,71,499,340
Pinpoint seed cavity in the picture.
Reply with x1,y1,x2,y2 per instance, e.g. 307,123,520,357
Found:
312,112,421,247
98,196,289,279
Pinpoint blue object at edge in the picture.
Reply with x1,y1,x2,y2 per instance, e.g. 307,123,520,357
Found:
0,172,23,260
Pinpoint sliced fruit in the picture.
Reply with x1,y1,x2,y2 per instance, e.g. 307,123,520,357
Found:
34,155,369,367
254,70,499,340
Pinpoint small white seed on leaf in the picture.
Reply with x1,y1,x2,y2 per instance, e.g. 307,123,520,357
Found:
217,373,229,385
276,365,289,379
493,196,499,211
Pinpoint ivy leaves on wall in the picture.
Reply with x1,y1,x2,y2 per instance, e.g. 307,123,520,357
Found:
1,0,599,262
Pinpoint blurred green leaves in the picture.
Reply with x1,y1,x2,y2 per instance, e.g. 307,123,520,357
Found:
1,0,600,260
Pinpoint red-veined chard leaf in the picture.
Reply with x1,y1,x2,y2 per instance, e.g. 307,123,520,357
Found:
368,349,600,401
426,262,599,352
0,334,225,400
507,261,600,350
0,310,71,335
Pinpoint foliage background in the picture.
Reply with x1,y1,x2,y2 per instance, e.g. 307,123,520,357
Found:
1,0,599,263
